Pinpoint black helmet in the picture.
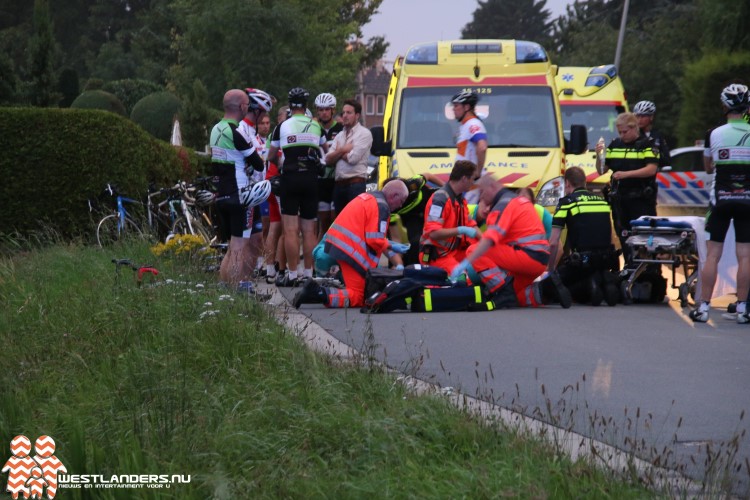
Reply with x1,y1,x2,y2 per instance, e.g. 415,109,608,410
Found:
451,90,479,107
288,87,309,109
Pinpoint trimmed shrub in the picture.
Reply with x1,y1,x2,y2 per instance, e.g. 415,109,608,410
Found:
677,51,750,146
0,107,203,238
131,91,181,142
70,90,126,116
103,79,162,115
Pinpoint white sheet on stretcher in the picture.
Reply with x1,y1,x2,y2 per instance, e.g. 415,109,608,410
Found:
635,216,737,299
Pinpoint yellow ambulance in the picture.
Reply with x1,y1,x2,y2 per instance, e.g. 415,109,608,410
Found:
555,65,629,190
371,39,587,209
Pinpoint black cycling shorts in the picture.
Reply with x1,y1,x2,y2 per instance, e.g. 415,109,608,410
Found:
707,202,750,243
318,178,335,205
280,171,318,220
216,201,247,239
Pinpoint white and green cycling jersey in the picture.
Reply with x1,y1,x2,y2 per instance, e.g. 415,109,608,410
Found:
270,114,326,172
709,118,750,205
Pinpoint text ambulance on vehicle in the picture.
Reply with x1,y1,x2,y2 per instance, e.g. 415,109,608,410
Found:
555,65,629,192
370,39,587,209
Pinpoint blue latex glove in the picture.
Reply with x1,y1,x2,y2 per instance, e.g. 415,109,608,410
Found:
395,264,404,271
450,260,471,279
389,242,410,254
456,226,478,238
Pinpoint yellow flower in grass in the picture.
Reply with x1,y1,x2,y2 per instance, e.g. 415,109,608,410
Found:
150,234,212,260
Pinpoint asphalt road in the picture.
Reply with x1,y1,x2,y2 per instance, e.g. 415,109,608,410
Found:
275,284,750,492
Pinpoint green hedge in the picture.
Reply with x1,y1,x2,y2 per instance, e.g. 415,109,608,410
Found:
677,51,750,146
0,107,204,238
103,79,162,115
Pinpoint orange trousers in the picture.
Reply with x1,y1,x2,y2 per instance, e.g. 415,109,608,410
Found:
326,261,366,308
467,243,545,307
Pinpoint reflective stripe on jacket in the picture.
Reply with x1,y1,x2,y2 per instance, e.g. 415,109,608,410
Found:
484,189,550,265
420,184,476,258
324,191,391,277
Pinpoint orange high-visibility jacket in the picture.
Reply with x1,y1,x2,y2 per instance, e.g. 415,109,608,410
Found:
483,189,550,266
420,184,477,258
324,191,391,277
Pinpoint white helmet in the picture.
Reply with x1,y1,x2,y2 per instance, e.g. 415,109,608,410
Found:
195,190,215,206
315,93,337,109
720,84,750,112
239,180,272,207
633,100,656,116
246,88,273,112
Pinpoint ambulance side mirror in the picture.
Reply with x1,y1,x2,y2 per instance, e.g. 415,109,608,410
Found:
370,126,391,156
565,124,587,155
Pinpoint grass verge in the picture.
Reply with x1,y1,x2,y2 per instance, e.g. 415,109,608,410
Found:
0,241,657,498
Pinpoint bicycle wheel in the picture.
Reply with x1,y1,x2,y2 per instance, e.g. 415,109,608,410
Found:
97,215,144,247
172,216,212,243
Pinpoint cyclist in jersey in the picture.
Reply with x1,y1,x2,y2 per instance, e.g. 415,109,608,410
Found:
266,87,327,286
210,89,265,287
237,88,273,276
691,84,750,323
452,90,488,181
314,92,343,240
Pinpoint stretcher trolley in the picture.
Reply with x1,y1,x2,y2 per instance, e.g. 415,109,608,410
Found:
619,217,699,306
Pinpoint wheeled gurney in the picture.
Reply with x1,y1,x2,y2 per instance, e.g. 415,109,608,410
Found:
620,217,699,306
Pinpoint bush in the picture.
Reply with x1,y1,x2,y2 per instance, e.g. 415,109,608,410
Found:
103,79,162,115
70,90,126,116
677,51,750,146
0,107,204,238
131,91,181,142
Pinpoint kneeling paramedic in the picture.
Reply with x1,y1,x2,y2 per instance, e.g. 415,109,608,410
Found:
450,174,572,308
419,161,482,274
293,180,410,308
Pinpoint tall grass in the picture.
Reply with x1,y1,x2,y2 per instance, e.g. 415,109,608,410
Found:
0,241,655,498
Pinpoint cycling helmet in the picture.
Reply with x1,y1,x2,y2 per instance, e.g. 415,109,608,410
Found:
288,87,309,109
239,180,272,208
305,108,313,118
633,100,656,116
720,83,750,112
451,90,479,107
245,88,273,112
314,92,337,109
195,190,216,206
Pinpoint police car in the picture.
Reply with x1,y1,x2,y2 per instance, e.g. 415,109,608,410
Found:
656,146,710,213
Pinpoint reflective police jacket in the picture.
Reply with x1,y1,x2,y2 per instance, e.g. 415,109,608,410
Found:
324,191,391,277
420,183,477,258
484,189,550,266
605,136,659,198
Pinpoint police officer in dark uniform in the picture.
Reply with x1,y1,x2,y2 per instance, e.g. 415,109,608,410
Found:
595,112,659,262
633,100,671,170
547,167,619,306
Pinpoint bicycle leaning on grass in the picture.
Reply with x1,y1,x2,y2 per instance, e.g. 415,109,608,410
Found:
92,183,179,247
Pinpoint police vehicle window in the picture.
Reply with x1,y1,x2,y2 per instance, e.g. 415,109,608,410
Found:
397,86,560,149
669,150,703,172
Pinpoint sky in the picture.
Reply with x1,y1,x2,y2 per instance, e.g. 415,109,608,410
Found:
361,0,574,62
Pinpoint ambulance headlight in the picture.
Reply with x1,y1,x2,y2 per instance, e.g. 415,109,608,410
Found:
536,176,564,208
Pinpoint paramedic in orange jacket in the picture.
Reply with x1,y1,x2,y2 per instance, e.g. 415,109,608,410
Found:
450,174,572,308
293,180,409,308
419,160,482,273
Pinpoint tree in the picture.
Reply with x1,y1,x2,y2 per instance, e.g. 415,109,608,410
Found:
698,0,750,52
461,0,553,46
0,52,17,104
57,68,79,108
171,0,385,108
28,0,57,107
